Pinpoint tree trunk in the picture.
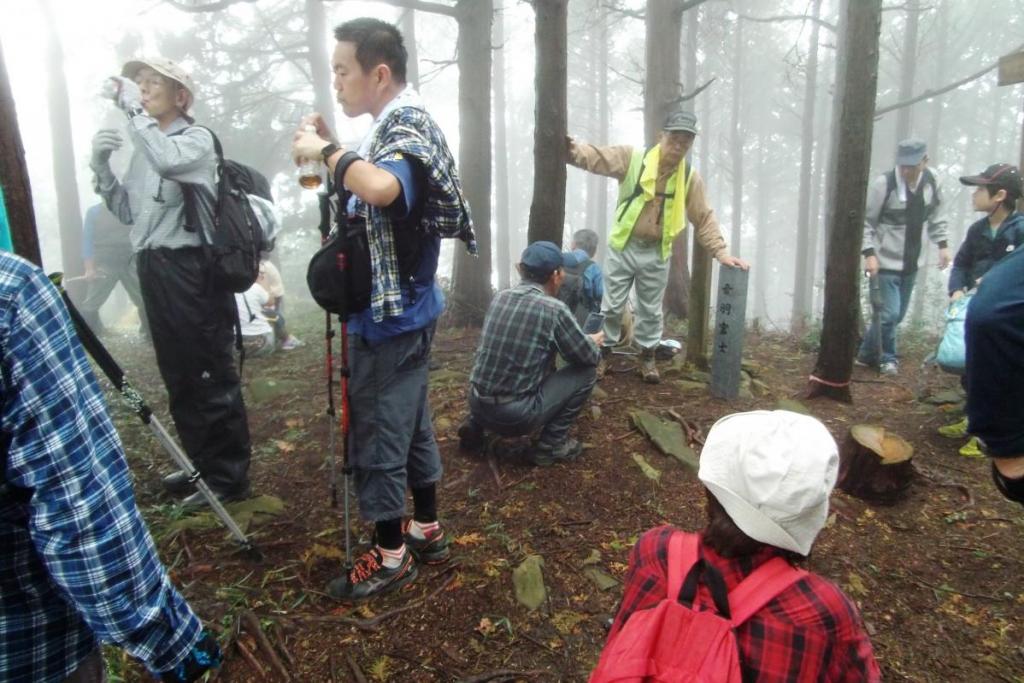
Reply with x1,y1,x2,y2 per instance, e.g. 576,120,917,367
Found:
399,9,419,89
450,0,494,324
585,0,609,248
593,2,610,247
643,0,683,146
808,81,830,317
0,41,41,266
40,0,83,277
807,0,883,402
665,4,700,320
753,137,768,321
687,9,712,367
645,0,687,319
493,0,512,290
822,0,850,261
838,426,915,504
789,0,822,335
526,0,568,245
893,0,920,146
305,0,337,133
729,16,744,257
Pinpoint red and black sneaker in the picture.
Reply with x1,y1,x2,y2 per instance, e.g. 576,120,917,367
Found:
325,547,418,603
402,520,451,565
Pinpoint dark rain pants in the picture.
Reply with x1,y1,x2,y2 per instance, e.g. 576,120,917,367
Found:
137,247,251,495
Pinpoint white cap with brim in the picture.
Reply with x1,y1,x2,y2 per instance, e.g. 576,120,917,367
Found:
698,410,838,556
122,57,196,114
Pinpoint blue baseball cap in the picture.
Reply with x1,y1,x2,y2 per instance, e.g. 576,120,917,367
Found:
520,241,563,278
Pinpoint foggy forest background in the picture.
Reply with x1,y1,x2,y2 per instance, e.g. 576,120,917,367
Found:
4,0,1023,335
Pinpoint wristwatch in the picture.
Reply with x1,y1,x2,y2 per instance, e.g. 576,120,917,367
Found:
320,142,340,161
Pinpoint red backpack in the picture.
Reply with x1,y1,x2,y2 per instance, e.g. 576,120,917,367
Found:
590,532,807,683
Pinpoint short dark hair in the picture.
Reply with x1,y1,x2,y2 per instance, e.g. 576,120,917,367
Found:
702,490,804,563
984,184,1020,211
520,264,560,285
572,229,599,257
333,18,407,84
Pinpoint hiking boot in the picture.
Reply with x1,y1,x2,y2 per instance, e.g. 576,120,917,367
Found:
958,436,985,459
402,520,451,565
325,547,418,603
638,348,660,384
179,486,251,511
879,361,898,376
531,437,583,466
938,416,969,439
162,470,196,496
457,416,485,452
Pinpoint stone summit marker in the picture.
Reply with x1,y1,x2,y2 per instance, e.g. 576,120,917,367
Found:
710,265,749,400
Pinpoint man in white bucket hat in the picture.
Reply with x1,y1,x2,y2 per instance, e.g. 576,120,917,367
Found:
600,411,880,681
89,57,253,509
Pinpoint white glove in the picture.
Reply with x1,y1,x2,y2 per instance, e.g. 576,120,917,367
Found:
90,129,123,169
105,76,143,113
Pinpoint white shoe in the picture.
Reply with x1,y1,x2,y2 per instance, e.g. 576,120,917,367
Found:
280,336,305,351
879,361,898,376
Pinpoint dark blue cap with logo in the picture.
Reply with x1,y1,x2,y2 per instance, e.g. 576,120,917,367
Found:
520,241,564,279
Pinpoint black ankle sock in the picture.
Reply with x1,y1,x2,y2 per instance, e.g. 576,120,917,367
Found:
375,517,403,550
411,484,438,523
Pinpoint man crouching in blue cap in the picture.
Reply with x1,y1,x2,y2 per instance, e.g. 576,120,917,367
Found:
459,241,604,465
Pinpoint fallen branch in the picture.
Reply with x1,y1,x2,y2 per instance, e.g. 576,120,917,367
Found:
612,428,639,442
240,611,291,681
328,653,340,683
276,566,459,632
271,621,296,670
346,653,369,683
458,669,545,683
487,453,504,490
667,409,705,447
902,571,1008,602
914,465,974,509
235,638,266,679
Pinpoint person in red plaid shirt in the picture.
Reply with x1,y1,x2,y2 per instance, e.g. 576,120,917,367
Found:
605,410,881,682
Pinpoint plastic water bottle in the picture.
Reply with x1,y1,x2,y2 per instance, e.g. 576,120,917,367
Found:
99,77,121,101
298,125,323,190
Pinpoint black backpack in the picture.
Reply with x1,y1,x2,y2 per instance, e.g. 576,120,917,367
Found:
175,126,275,293
557,258,593,325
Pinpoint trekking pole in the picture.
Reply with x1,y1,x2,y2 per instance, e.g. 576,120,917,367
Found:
319,184,339,508
48,273,260,560
325,312,338,507
340,314,353,571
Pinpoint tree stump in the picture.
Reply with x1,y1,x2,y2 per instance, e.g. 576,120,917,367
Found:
838,425,915,504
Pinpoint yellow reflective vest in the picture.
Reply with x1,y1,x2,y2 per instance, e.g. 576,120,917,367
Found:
608,148,693,261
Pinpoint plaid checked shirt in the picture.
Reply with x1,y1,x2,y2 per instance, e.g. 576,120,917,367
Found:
470,282,600,398
358,105,476,323
608,526,881,682
0,253,202,682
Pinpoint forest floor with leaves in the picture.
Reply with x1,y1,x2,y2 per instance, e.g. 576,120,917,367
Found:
98,303,1024,683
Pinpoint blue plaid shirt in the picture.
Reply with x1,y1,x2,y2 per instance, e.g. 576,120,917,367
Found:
0,253,202,682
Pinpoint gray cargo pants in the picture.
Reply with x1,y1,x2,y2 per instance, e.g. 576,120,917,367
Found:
348,322,442,522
